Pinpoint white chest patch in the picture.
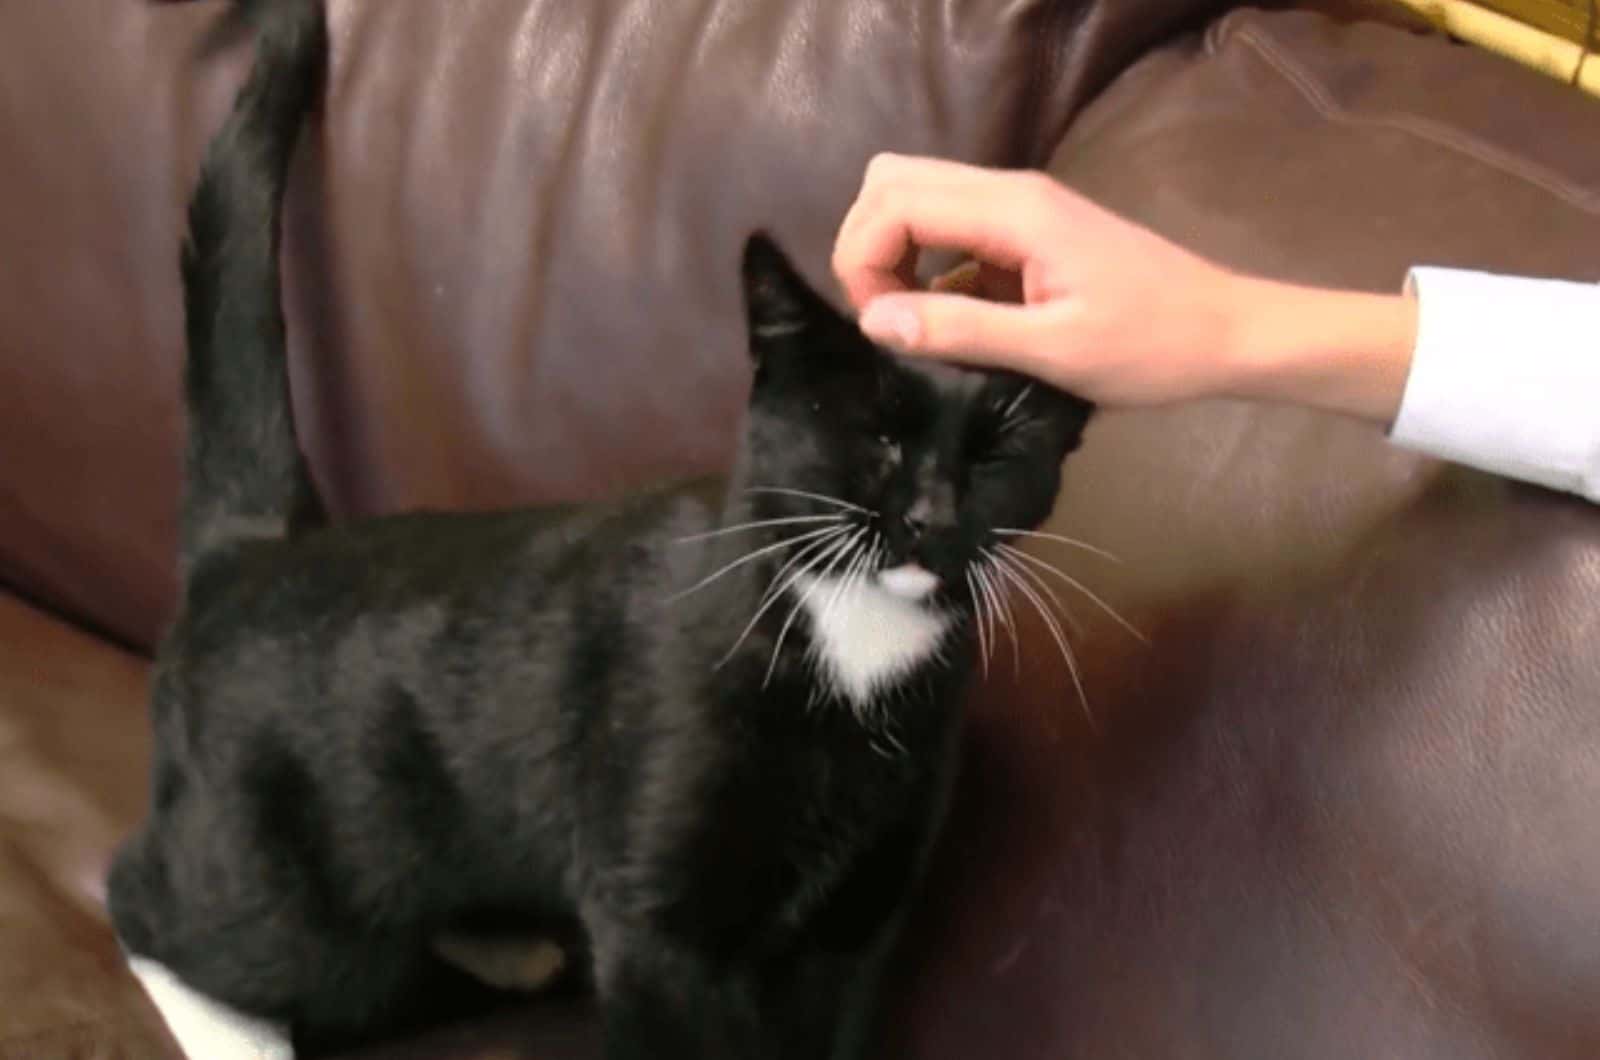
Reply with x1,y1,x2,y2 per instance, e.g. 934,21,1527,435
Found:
792,572,953,707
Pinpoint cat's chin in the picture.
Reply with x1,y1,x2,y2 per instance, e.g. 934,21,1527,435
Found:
876,564,941,602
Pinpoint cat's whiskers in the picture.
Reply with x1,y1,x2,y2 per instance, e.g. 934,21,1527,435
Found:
994,527,1121,564
719,529,860,669
993,544,1083,637
987,548,1093,724
860,534,883,584
821,539,872,629
999,382,1035,424
752,524,855,614
981,563,1009,676
854,536,881,599
665,523,848,603
808,539,877,686
764,528,868,687
671,513,843,545
974,559,1019,677
965,570,991,679
744,485,875,516
995,542,1145,643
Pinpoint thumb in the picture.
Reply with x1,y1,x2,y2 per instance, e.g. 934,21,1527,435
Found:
858,292,1046,368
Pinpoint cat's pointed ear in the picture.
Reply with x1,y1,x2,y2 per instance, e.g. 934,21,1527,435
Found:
740,232,840,363
1039,387,1096,458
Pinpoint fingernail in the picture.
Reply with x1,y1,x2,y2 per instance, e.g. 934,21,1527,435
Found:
860,297,922,350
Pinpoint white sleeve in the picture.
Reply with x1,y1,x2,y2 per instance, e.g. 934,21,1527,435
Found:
1389,267,1600,503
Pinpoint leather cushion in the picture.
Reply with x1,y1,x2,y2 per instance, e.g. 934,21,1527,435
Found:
0,592,171,1059
0,0,1227,649
884,10,1600,1060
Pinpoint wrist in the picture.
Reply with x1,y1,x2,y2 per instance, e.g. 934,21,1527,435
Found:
1219,274,1419,426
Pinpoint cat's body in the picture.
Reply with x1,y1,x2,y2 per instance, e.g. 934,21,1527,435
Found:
117,484,966,1056
108,2,1092,1057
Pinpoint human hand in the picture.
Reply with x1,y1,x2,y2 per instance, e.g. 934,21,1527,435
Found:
832,153,1418,423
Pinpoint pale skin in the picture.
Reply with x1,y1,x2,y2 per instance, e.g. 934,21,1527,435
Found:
831,153,1420,426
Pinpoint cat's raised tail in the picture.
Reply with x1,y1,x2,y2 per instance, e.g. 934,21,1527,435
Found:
179,0,328,578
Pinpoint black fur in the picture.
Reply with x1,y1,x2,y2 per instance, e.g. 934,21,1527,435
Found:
108,2,1094,1056
177,0,326,571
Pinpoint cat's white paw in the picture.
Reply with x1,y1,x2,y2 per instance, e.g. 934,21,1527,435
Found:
127,955,294,1060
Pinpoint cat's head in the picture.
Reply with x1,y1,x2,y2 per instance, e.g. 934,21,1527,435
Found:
738,232,1093,613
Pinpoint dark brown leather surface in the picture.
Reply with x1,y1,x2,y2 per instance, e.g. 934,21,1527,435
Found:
3,1,1600,1059
0,591,171,1060
885,10,1600,1060
0,0,1224,652
894,488,1600,1060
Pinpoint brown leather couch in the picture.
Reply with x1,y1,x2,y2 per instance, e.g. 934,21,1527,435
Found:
3,0,1598,1057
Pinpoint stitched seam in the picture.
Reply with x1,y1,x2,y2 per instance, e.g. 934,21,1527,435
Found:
1205,9,1251,57
1233,24,1600,214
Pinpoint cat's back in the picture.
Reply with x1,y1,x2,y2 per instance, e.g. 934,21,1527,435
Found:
176,477,722,637
156,479,727,746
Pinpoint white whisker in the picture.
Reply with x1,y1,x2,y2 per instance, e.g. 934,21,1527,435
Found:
966,570,991,679
966,560,992,675
976,560,1019,678
982,564,1007,676
765,529,866,687
752,525,853,612
665,524,847,603
997,542,1146,643
989,550,1093,724
994,543,1082,637
745,485,874,515
671,513,843,545
1000,382,1035,424
994,527,1120,564
821,539,872,629
826,543,877,683
717,530,856,667
857,538,881,591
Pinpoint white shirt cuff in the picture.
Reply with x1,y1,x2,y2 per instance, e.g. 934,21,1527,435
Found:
1390,267,1600,502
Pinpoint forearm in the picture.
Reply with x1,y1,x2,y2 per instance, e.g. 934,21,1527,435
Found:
1219,274,1419,426
1218,268,1600,503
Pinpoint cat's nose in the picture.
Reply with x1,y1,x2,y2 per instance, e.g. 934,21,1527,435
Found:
903,498,933,537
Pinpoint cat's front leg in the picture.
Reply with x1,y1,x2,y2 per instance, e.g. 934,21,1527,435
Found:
589,919,896,1060
588,917,765,1060
756,925,902,1060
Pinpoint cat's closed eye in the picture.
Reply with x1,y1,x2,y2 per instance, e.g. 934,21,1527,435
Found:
966,417,1021,467
878,435,904,468
967,387,1038,463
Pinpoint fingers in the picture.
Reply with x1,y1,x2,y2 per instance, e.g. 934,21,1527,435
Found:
832,153,1061,310
858,291,1054,371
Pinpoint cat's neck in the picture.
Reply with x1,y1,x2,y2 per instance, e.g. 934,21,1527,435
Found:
789,570,957,711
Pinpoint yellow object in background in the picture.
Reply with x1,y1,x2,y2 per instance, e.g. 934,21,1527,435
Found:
1388,0,1600,96
1475,0,1600,47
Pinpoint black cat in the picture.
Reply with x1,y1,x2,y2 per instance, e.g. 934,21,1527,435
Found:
107,1,1094,1057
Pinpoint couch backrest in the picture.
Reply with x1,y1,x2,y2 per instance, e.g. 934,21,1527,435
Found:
0,0,1225,649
